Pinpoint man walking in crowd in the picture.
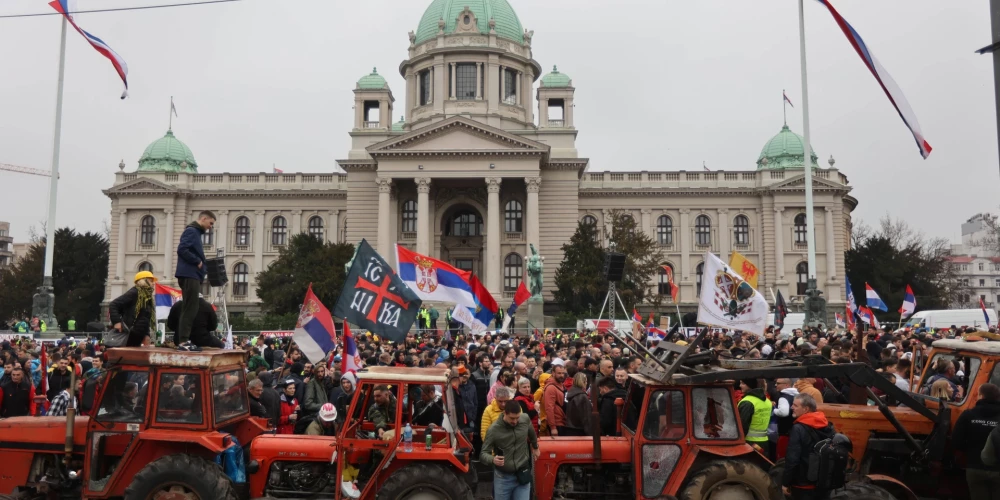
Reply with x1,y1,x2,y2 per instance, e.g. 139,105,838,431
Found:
175,210,215,348
543,362,568,436
597,375,624,436
953,383,1000,497
480,400,539,500
783,394,835,500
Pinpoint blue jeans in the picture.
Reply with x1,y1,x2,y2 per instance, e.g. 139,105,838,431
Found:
494,469,530,500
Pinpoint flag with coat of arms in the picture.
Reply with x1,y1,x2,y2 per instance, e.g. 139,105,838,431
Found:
696,252,769,335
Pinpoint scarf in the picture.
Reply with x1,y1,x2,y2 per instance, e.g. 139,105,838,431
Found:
135,285,155,325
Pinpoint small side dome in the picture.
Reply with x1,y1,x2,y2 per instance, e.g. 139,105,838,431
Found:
357,67,388,90
137,129,198,173
391,117,406,131
540,65,571,88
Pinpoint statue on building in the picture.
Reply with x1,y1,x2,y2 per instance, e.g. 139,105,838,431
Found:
344,243,359,275
803,281,827,327
527,244,544,298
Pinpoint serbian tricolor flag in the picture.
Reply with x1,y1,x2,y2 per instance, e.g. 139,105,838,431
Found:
834,312,846,328
49,0,129,99
899,285,916,319
293,284,337,364
154,284,182,321
845,304,855,330
396,245,477,308
468,274,499,327
857,306,876,328
340,322,362,375
633,309,643,323
500,279,531,332
981,297,992,328
814,0,931,159
865,283,888,312
783,91,794,108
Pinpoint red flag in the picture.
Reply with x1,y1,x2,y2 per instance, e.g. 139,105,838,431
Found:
662,265,679,302
340,322,362,375
37,344,49,415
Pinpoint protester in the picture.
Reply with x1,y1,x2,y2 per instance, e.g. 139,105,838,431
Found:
597,375,625,436
48,375,81,417
481,386,512,440
166,296,224,350
247,379,268,419
543,363,568,436
480,400,539,500
175,210,215,347
277,378,299,434
108,271,157,347
739,378,772,457
952,383,1000,496
563,372,591,436
0,367,35,418
302,364,330,419
513,377,539,434
782,394,835,500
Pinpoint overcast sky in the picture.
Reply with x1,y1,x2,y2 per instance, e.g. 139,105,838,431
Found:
0,0,995,244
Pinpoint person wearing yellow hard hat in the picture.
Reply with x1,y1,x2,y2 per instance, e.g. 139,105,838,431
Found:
108,270,158,347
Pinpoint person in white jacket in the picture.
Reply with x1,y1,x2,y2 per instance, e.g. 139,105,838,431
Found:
772,378,799,460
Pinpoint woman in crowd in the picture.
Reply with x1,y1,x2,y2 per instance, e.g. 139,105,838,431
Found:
563,372,592,436
108,271,157,347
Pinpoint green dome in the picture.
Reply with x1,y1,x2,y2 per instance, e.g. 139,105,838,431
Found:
357,67,388,90
414,0,524,45
391,116,406,131
136,129,197,173
756,124,819,170
540,65,571,87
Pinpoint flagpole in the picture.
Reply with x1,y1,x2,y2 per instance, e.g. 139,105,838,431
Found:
33,15,68,333
798,0,820,325
783,89,787,126
169,96,174,130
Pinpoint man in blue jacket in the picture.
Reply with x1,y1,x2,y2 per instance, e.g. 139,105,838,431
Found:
175,210,215,347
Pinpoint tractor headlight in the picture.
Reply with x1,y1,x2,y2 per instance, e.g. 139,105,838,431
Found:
247,460,260,474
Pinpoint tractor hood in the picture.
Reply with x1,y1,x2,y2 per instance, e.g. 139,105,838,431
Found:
249,434,338,462
0,416,89,453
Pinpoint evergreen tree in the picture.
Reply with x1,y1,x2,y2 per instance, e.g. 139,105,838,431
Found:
608,210,664,310
255,233,356,315
554,220,606,316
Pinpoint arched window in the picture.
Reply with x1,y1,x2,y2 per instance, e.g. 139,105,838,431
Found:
733,215,750,246
201,227,213,246
271,216,287,246
137,261,153,273
450,210,482,236
582,215,597,227
657,215,673,246
695,215,711,246
794,213,808,244
308,216,324,240
234,216,251,246
234,263,249,296
401,200,417,233
504,200,523,233
696,262,705,296
658,263,676,297
504,253,523,292
140,216,156,245
796,262,809,295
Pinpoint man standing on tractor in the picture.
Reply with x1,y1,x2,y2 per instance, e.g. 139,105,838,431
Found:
783,394,835,500
175,210,215,349
952,383,1000,497
480,400,540,500
738,378,772,458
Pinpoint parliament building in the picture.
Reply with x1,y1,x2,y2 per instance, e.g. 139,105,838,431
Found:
103,0,857,317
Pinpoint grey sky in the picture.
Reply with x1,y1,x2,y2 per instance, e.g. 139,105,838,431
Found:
0,0,995,245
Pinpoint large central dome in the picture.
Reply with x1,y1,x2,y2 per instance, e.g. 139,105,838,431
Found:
414,0,524,45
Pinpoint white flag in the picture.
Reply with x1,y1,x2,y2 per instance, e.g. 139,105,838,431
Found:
450,304,489,336
224,325,234,349
499,314,512,334
696,252,769,335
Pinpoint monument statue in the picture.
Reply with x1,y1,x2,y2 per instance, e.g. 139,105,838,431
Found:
803,281,828,327
344,243,359,275
527,243,544,298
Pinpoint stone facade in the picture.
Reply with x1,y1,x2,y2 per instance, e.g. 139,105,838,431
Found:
102,1,857,316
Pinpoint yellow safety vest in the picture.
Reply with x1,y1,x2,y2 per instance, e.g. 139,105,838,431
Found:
739,394,771,443
67,320,76,331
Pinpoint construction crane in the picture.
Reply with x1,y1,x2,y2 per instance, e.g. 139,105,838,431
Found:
0,163,58,178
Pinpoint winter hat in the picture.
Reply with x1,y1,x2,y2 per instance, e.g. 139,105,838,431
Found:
258,371,274,387
551,358,565,367
341,372,357,389
742,378,759,389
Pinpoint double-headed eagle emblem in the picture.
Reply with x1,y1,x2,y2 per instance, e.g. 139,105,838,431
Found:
714,267,756,319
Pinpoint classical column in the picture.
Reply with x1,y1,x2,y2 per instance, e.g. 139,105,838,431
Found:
773,207,786,282
376,177,393,257
718,209,729,262
640,209,653,241
254,210,265,276
115,208,127,281
515,71,521,105
449,63,457,99
525,177,541,251
415,178,431,256
216,210,229,253
824,206,837,283
499,66,506,103
486,177,502,293
291,209,302,235
331,210,340,243
679,209,691,293
163,209,175,281
476,63,483,99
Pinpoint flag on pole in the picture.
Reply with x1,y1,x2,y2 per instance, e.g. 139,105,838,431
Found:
866,283,888,311
981,297,992,328
703,162,710,172
396,244,477,308
728,252,759,289
333,239,422,342
632,308,643,323
273,167,284,174
814,0,932,159
293,284,338,364
783,91,795,108
500,279,531,333
857,306,875,327
154,284,182,321
846,278,858,314
774,290,789,329
48,0,129,99
341,322,362,374
171,99,178,118
834,312,846,327
696,252,770,335
899,284,916,319
451,303,489,335
224,325,233,349
661,265,679,302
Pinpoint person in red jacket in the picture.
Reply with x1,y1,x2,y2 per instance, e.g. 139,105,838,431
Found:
277,378,300,435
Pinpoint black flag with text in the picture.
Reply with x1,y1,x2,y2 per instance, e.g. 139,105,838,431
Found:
333,239,422,342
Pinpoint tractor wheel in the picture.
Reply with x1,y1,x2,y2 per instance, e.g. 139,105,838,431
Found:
768,459,785,492
679,459,781,500
375,463,474,500
830,482,896,500
123,454,237,500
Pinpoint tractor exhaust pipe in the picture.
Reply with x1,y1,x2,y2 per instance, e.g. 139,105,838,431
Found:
64,364,77,470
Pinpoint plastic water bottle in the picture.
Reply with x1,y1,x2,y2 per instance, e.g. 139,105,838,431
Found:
403,423,413,453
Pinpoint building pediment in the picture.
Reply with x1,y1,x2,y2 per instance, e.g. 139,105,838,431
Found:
767,174,849,192
103,177,181,197
366,116,550,159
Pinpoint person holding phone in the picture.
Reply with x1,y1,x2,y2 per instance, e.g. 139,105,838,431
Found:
480,400,539,500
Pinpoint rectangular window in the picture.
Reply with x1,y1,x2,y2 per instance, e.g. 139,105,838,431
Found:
995,279,1000,288
96,370,149,423
980,263,985,271
456,63,477,100
212,370,248,424
981,279,987,287
503,68,517,105
156,372,204,425
419,70,431,106
454,259,473,272
691,387,739,440
643,390,686,440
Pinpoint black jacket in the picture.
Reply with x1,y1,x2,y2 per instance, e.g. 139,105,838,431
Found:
167,298,219,346
175,221,208,281
109,287,155,345
783,412,836,488
0,377,33,418
598,387,626,436
250,395,269,419
414,398,445,427
952,399,1000,470
47,368,72,401
256,373,281,428
564,387,592,430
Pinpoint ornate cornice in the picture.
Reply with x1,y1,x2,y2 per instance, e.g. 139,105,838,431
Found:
187,191,346,200
336,159,377,171
367,116,550,158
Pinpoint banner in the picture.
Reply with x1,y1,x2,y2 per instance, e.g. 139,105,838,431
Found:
259,330,294,337
697,252,769,335
728,251,759,289
333,239,422,343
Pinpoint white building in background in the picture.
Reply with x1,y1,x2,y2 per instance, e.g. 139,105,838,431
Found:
950,213,1000,309
102,0,858,320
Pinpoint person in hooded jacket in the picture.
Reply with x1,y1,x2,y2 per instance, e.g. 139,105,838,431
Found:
739,379,772,457
597,375,626,436
952,383,1000,497
334,372,357,424
256,371,281,429
457,366,478,434
174,211,215,346
783,394,836,500
108,271,157,347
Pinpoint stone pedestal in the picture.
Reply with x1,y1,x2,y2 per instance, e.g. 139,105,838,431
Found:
31,277,60,334
526,297,545,333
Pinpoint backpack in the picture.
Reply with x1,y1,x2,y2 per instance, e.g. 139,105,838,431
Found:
293,413,317,435
806,429,851,489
